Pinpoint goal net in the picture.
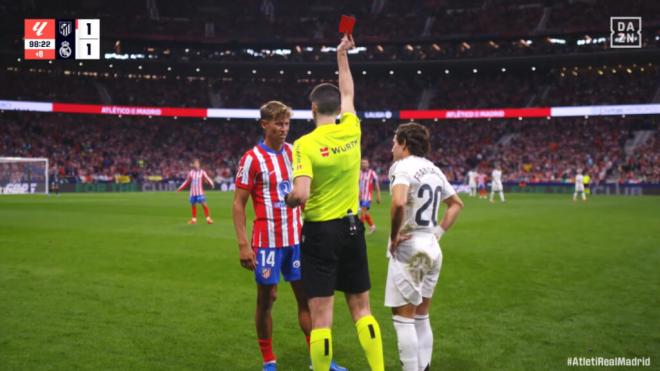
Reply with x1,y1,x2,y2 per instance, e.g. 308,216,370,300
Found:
0,157,49,195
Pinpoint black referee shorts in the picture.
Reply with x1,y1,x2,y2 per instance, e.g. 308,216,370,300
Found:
301,217,371,298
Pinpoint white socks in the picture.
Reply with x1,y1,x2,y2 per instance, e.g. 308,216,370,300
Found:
393,314,435,371
415,314,433,371
393,315,419,371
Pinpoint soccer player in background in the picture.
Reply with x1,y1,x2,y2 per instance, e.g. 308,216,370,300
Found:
232,101,346,371
359,159,381,234
477,171,487,199
50,165,60,196
177,159,214,224
467,168,478,197
583,172,591,196
285,34,385,371
573,169,587,202
489,164,505,203
387,122,463,371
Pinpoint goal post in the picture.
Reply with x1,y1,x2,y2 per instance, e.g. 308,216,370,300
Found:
0,157,49,195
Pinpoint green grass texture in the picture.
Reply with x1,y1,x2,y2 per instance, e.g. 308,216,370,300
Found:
1,192,658,370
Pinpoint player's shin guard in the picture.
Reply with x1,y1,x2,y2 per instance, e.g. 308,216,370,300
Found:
202,204,210,217
310,328,332,371
191,205,197,218
499,191,505,202
415,314,433,371
356,315,385,371
392,315,418,371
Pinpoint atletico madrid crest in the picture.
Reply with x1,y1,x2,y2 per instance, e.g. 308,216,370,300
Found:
261,268,271,279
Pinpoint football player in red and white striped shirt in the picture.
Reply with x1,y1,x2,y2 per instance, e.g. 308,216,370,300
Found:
177,159,214,224
359,159,381,234
233,101,345,371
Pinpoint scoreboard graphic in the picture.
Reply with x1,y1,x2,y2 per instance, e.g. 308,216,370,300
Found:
24,19,100,60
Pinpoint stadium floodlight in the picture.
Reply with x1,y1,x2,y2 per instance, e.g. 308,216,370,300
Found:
0,157,49,195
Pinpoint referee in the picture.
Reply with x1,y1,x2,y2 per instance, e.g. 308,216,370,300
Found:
285,35,384,371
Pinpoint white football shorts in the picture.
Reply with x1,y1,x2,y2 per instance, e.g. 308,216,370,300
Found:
385,233,442,307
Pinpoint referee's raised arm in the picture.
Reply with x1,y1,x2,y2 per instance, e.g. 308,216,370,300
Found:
337,34,356,115
285,33,385,371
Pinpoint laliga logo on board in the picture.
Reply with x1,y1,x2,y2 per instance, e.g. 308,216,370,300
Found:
32,21,48,36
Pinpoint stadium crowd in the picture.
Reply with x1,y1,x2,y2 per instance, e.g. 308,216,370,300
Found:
1,112,658,186
1,61,659,185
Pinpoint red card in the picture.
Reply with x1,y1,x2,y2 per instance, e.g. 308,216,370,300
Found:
339,15,356,34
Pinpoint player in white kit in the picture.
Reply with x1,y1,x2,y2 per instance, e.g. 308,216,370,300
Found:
489,165,505,203
386,123,464,371
466,169,478,197
573,169,587,202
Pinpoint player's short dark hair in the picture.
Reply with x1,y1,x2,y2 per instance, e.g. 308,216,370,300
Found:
260,100,292,122
395,122,430,157
308,83,341,115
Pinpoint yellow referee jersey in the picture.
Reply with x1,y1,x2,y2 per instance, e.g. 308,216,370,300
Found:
293,112,361,222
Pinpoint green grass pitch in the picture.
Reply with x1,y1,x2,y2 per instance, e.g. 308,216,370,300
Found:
1,192,658,370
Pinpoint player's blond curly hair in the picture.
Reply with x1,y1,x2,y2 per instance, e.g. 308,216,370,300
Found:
260,100,292,122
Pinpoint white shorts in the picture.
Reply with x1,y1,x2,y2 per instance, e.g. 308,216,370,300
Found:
469,182,476,188
385,233,442,307
575,185,585,192
491,181,503,192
